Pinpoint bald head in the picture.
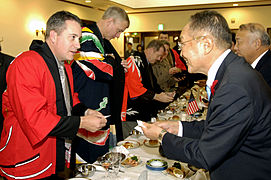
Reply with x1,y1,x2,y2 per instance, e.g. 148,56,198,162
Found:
97,6,129,40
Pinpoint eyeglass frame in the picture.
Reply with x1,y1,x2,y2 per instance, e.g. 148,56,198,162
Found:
179,36,206,49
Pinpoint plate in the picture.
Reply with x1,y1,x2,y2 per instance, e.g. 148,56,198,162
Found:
121,154,142,168
143,139,160,148
146,159,168,171
117,140,140,149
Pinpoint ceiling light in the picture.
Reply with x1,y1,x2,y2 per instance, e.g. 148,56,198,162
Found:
233,3,239,6
85,0,91,3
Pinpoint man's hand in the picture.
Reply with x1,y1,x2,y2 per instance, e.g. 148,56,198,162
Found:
84,108,99,116
121,59,128,73
141,122,163,140
80,110,107,132
154,92,174,103
169,67,181,75
165,91,176,98
154,121,179,135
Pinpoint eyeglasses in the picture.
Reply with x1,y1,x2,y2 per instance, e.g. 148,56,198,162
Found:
179,36,206,49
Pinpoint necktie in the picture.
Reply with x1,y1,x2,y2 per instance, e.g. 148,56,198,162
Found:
59,65,71,116
206,85,211,101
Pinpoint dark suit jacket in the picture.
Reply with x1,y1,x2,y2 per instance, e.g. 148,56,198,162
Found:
255,49,271,88
126,53,167,122
162,51,271,180
0,52,13,135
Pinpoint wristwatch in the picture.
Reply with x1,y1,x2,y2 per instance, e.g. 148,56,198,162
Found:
158,129,167,144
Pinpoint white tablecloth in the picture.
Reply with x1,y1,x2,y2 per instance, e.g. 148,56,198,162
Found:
78,135,178,180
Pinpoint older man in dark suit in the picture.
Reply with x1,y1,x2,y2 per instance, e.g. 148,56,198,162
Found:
234,23,271,88
142,10,271,180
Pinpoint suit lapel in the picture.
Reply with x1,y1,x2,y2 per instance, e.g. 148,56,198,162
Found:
206,51,238,117
255,49,271,71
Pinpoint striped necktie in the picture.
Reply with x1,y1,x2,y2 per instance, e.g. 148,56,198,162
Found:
206,85,211,101
59,64,71,116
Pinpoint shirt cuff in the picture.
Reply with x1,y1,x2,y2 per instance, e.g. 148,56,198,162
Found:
177,121,183,137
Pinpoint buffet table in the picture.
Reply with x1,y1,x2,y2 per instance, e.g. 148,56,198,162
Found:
74,134,209,180
73,83,209,180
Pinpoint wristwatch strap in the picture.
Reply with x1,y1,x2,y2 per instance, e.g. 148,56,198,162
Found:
158,129,167,144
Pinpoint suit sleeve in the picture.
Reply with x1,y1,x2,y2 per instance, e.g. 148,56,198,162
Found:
162,83,253,171
182,120,205,139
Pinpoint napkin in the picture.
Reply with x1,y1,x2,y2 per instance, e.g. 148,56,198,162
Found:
134,120,146,134
138,170,148,180
113,145,130,156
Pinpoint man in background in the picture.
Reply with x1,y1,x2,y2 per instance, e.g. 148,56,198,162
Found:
121,39,174,138
158,32,187,72
234,23,271,87
72,6,129,163
0,11,106,179
152,40,180,92
124,42,135,59
143,10,271,180
0,44,14,137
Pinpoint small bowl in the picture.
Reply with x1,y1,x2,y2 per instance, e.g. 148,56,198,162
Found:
76,163,96,177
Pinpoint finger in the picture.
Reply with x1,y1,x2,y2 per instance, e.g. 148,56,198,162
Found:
142,122,151,129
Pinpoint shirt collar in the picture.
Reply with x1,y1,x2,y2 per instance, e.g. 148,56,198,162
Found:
251,50,268,68
206,49,231,88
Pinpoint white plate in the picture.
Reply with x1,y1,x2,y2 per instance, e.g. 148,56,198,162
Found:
117,140,140,149
121,154,142,168
143,139,160,148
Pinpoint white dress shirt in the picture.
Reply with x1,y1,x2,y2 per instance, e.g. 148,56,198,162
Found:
177,49,231,137
251,50,268,69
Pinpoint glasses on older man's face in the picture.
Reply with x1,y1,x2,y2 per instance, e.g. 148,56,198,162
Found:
179,36,206,49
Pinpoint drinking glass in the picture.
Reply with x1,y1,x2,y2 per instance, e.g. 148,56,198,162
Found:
111,153,121,178
99,157,111,179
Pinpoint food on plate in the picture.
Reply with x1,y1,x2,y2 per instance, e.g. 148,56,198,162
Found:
122,142,134,149
166,167,184,178
172,115,180,120
149,139,158,146
172,162,182,169
166,162,186,178
117,140,140,149
121,155,140,167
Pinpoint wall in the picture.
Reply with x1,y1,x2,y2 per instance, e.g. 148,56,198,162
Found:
0,0,103,56
1,1,271,57
126,5,271,32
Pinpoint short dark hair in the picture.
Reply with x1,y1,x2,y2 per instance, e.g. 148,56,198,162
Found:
146,39,165,52
239,23,270,46
127,42,132,46
159,31,169,36
189,10,232,49
102,6,130,27
45,11,81,39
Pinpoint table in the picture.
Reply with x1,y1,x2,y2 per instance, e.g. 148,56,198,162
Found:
73,84,209,180
75,134,209,180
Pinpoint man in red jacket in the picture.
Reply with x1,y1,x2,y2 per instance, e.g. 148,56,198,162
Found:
0,11,107,180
